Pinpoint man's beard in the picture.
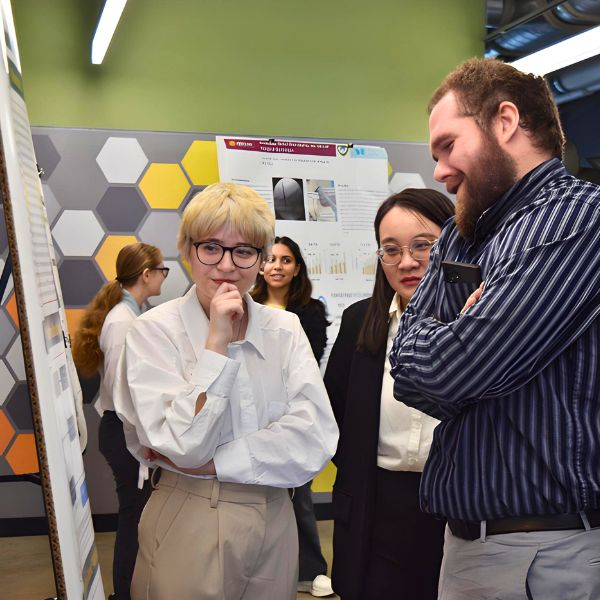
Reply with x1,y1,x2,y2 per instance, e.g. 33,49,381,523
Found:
455,134,517,241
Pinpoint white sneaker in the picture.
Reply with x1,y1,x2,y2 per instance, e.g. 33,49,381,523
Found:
297,574,335,597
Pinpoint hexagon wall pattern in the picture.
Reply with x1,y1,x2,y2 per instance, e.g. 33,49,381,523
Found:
1,128,440,496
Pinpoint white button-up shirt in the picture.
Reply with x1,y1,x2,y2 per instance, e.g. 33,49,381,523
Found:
113,286,338,488
98,291,141,413
377,294,439,472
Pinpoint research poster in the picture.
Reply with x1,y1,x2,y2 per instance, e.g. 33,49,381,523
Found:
0,2,103,598
217,136,390,360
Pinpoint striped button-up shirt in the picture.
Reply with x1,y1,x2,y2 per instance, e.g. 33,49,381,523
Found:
389,159,600,521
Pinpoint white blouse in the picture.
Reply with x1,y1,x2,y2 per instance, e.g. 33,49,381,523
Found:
377,294,440,472
113,286,338,488
98,295,139,413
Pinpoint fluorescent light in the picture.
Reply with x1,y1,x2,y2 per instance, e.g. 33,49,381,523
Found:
91,0,127,65
511,25,600,76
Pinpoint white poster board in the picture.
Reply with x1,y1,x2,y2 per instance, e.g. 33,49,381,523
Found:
217,135,389,360
0,2,103,598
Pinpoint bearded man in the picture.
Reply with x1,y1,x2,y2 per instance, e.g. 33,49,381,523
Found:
389,57,600,599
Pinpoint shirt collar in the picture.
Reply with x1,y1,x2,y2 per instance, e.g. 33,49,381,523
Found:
242,294,267,358
471,158,567,245
388,293,403,322
121,289,142,317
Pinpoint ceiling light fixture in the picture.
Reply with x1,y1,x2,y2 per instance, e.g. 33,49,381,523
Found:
91,0,127,65
511,25,600,76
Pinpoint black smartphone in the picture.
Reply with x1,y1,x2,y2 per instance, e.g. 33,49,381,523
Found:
441,260,482,285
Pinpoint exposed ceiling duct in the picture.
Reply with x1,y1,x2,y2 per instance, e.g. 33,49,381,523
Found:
486,1,600,103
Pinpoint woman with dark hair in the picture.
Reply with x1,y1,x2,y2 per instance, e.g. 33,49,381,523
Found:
72,242,168,600
324,188,455,600
252,235,333,597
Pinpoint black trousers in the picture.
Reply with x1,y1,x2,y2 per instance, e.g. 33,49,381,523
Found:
292,481,328,581
362,468,445,600
99,410,152,600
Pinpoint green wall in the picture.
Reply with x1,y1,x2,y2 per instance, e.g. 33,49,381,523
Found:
13,0,484,142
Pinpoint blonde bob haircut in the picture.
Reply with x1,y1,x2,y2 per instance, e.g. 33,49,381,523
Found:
177,183,275,259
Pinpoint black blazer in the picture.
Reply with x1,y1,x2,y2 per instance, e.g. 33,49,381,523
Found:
324,298,386,600
288,299,328,363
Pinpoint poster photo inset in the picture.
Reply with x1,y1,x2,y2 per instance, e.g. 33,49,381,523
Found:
307,179,337,222
272,177,306,221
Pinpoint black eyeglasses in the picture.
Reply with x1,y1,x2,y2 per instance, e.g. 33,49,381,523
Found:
148,267,170,278
376,239,437,265
193,241,262,269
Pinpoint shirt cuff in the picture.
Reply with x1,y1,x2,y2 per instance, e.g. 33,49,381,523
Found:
189,348,240,397
213,437,254,483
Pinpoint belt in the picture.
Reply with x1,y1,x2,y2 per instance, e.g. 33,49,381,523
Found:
448,508,600,541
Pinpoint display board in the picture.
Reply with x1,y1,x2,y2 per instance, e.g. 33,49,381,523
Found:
0,127,441,523
0,1,103,598
217,136,391,360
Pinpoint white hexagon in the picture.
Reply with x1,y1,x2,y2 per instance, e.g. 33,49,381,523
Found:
5,336,25,381
388,172,425,194
52,210,105,257
96,137,149,184
147,260,191,307
0,360,16,406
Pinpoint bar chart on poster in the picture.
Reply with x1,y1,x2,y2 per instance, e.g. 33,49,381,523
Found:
0,2,103,598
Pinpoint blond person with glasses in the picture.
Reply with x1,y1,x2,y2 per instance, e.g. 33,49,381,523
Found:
72,242,167,600
324,189,454,600
113,183,338,600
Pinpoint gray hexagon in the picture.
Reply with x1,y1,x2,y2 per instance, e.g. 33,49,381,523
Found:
4,382,33,430
5,336,25,381
32,135,61,181
0,360,15,406
43,132,109,210
147,260,191,307
42,184,62,226
96,137,148,184
58,259,105,307
0,456,12,476
96,187,149,233
137,211,181,258
52,210,105,257
136,132,201,163
0,309,16,354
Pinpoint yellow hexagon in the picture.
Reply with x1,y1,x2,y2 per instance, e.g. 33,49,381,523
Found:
0,409,15,455
95,235,139,281
181,140,219,186
6,432,39,474
138,163,190,209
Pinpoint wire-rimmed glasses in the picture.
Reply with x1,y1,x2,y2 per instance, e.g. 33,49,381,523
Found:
376,239,437,265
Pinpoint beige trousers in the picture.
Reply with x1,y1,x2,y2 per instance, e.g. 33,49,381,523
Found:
131,470,298,600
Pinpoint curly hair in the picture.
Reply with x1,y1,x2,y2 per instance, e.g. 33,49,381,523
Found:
72,242,162,377
428,57,565,159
